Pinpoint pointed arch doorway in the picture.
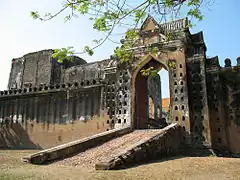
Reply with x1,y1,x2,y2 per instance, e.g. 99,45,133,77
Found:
132,55,169,129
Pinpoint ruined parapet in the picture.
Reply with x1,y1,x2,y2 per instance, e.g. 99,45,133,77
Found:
8,49,86,90
1,79,103,98
206,56,221,71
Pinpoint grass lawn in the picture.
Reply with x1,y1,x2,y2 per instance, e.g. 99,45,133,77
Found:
0,150,240,180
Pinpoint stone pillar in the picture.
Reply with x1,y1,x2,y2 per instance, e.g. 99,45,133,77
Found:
23,98,28,129
43,96,48,124
93,88,100,116
90,91,94,117
86,92,93,117
72,93,76,121
8,100,12,121
4,100,8,119
56,96,61,124
15,99,20,122
81,93,86,119
18,98,23,124
13,99,18,123
25,98,30,122
34,97,39,123
67,92,73,123
0,101,3,121
2,101,6,120
85,93,89,117
45,96,50,124
29,97,34,121
75,92,81,120
49,96,55,124
37,98,41,123
100,86,105,110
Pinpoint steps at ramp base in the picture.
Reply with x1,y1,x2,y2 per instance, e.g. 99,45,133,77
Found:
95,123,181,170
22,127,132,164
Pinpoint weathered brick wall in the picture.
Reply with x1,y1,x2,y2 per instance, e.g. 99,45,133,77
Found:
219,67,240,154
63,59,116,84
205,58,240,154
8,49,87,90
0,83,110,149
206,70,228,153
0,115,108,149
186,32,212,149
8,57,24,89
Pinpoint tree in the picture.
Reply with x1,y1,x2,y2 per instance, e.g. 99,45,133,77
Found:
31,0,214,63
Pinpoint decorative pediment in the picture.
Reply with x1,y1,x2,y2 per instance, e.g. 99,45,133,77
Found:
140,15,160,32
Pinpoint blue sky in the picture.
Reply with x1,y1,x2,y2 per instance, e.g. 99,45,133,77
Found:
1,0,240,98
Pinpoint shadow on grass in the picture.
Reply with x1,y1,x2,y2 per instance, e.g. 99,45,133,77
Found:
113,155,186,170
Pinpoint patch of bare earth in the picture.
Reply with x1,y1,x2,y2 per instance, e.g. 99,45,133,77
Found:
0,150,240,180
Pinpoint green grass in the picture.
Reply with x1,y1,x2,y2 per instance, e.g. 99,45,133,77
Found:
1,150,240,180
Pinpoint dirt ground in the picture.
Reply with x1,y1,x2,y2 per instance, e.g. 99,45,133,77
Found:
0,150,240,180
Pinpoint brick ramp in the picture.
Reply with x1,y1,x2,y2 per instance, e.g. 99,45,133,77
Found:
57,123,181,170
23,127,132,164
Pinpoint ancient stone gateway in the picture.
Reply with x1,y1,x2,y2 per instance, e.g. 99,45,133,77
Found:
0,16,240,157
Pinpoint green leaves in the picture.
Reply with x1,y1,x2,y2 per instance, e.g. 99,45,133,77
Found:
114,46,133,63
77,1,90,14
30,11,41,20
113,29,139,62
93,16,110,32
187,8,203,21
31,0,209,64
134,9,146,23
163,0,175,8
83,46,94,56
52,47,75,63
141,67,158,77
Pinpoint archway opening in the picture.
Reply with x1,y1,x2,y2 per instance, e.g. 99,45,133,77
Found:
158,68,170,125
134,58,171,129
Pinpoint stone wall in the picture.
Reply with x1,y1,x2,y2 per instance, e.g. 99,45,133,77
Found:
206,57,240,154
219,66,240,154
206,70,228,153
8,49,87,89
186,31,212,149
0,82,109,149
0,115,108,149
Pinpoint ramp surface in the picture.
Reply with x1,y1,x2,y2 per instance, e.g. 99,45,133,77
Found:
57,129,163,169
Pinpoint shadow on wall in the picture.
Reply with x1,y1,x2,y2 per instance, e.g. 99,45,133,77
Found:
0,112,110,150
0,120,41,150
